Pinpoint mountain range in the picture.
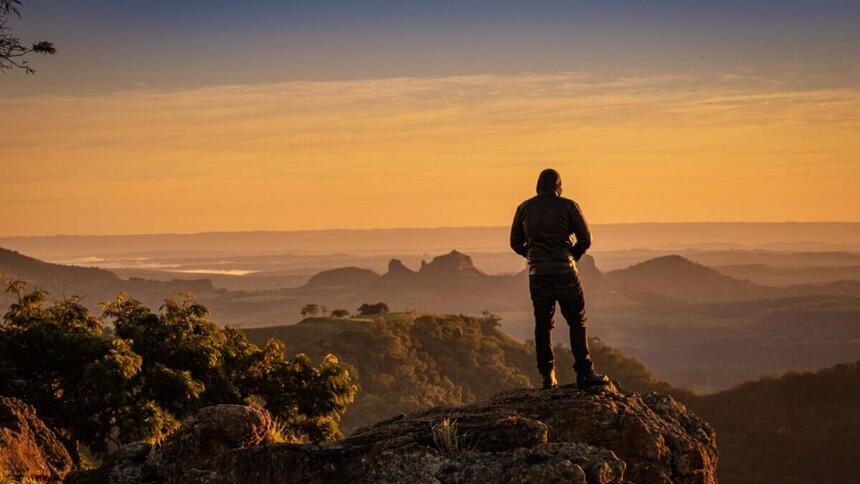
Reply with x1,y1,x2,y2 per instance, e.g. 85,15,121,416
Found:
2,246,859,391
2,245,860,483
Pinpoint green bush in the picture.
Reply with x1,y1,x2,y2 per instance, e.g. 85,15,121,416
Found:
0,280,357,458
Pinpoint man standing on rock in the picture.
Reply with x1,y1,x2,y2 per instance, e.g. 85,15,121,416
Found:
510,168,610,390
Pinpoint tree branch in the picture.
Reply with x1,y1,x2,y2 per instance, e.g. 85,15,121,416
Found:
0,0,53,74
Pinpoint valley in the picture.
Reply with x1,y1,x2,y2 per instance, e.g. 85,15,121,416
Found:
2,239,859,393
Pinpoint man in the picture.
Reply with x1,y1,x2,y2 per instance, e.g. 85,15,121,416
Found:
510,168,610,390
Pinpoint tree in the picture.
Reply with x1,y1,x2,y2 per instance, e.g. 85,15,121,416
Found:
300,304,323,318
330,309,350,318
1,0,55,74
0,280,358,458
357,302,389,316
480,310,502,331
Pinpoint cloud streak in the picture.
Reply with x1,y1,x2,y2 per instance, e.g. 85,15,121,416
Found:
1,72,858,235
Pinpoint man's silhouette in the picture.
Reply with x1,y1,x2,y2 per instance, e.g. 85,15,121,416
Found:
510,168,610,389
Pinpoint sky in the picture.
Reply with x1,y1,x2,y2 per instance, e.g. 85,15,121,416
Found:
1,0,859,236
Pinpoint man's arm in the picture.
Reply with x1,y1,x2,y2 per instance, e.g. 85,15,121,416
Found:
510,204,528,258
568,201,592,261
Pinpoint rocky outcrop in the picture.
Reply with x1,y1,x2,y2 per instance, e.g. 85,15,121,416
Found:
0,396,74,481
66,405,272,484
418,250,483,278
386,258,415,277
69,384,717,484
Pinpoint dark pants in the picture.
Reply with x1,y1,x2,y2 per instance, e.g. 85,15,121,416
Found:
529,271,592,375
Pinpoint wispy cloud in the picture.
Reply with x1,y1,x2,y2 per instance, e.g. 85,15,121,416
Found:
1,72,858,235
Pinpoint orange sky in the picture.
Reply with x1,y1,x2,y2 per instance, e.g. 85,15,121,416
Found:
1,72,859,236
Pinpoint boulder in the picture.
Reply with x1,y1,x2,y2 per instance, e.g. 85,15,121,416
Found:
0,396,74,481
67,405,272,484
69,384,718,484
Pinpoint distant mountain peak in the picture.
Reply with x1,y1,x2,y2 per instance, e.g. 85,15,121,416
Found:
303,266,380,290
640,254,695,265
619,254,722,276
419,250,480,275
576,254,599,273
608,253,771,303
387,258,415,276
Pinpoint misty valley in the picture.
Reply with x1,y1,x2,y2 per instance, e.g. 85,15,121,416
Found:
1,226,859,483
3,236,858,394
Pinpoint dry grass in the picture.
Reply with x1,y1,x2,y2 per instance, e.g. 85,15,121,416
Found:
267,417,303,444
0,474,41,484
431,416,472,456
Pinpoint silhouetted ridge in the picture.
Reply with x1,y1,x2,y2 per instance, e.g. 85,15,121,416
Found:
385,258,414,276
0,247,121,291
303,267,380,290
0,246,225,318
608,254,772,302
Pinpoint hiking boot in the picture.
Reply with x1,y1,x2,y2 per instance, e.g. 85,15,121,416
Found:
576,371,610,389
541,368,558,389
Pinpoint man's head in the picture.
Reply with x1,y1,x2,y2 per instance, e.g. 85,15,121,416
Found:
536,168,562,195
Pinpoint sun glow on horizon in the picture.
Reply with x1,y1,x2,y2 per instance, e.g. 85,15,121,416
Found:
2,71,858,236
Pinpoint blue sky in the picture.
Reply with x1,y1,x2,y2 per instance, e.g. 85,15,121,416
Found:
4,0,859,95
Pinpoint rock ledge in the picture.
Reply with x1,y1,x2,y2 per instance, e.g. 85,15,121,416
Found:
69,384,717,484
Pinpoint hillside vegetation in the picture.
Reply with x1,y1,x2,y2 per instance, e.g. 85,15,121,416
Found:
244,312,671,431
686,361,860,484
245,311,860,483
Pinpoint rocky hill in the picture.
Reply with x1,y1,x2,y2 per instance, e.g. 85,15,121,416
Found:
68,384,717,484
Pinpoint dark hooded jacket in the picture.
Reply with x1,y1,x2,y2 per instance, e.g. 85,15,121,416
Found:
510,169,592,275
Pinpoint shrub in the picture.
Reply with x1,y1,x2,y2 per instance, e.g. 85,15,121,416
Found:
0,280,358,458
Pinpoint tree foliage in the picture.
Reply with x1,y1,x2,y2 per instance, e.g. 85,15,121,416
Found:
0,280,357,458
300,304,325,318
357,302,389,316
0,0,55,74
246,312,671,431
684,361,860,484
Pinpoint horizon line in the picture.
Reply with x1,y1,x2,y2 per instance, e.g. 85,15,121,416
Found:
2,221,860,239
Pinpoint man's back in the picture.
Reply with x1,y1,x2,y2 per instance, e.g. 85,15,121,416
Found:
510,192,591,276
510,168,608,390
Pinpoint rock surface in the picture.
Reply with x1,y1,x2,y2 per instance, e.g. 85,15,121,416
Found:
67,384,717,484
67,405,272,484
0,396,74,481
